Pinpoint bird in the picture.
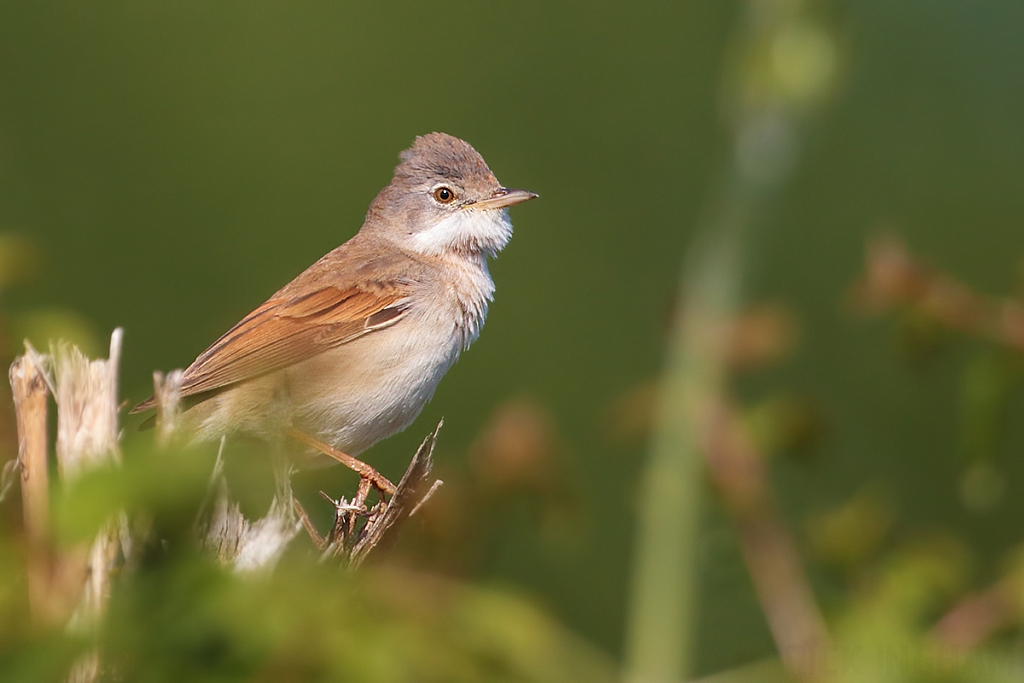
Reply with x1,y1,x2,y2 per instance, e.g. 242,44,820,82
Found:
131,132,536,490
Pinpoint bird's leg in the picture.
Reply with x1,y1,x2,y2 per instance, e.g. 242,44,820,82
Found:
286,427,397,497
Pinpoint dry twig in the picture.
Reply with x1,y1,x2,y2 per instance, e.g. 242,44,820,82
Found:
286,422,443,567
348,422,442,567
931,577,1019,652
10,349,52,623
294,422,443,568
853,236,1024,351
51,330,126,683
699,398,831,683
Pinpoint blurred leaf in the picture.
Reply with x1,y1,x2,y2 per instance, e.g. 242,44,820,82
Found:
54,440,215,545
959,461,1005,515
806,488,893,572
958,352,1024,467
744,393,823,461
829,537,972,682
0,638,84,683
837,535,969,634
693,659,790,683
98,561,616,683
897,308,949,360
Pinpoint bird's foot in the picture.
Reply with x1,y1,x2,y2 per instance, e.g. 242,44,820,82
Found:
286,427,397,496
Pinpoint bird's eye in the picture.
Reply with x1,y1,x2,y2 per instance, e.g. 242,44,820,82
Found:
432,186,456,204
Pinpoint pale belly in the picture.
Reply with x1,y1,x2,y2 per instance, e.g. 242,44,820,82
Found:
184,311,462,458
285,318,461,455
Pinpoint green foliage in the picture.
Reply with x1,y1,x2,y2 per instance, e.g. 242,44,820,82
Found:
1,437,616,682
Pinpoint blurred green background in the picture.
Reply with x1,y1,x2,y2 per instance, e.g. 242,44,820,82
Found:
3,0,1024,678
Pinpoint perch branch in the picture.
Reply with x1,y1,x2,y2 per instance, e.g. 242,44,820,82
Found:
312,421,443,567
10,349,52,624
349,421,441,566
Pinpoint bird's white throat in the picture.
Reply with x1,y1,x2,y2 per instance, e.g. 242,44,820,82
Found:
407,208,513,257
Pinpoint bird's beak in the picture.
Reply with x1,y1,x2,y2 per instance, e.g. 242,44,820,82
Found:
468,187,538,211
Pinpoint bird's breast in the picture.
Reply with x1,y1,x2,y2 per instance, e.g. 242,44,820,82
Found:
443,253,496,351
285,293,473,455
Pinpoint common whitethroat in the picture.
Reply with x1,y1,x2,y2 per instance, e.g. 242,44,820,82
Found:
132,133,536,484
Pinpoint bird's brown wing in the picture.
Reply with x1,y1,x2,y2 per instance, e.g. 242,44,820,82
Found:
130,280,411,413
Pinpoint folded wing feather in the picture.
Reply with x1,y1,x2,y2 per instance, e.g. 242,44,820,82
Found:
130,281,411,413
